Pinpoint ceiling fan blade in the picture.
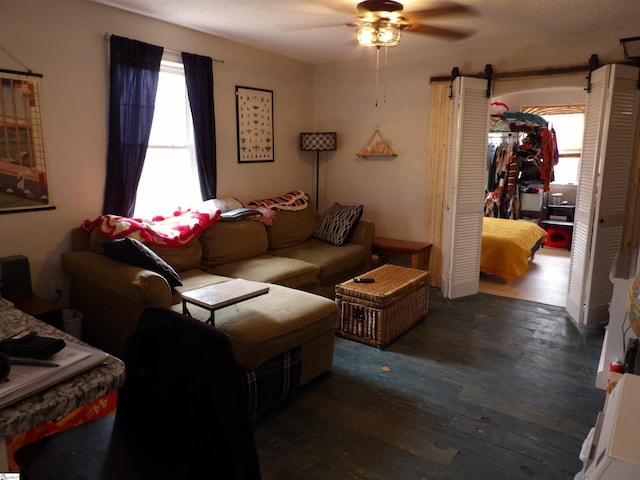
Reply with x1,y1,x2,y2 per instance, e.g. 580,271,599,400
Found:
404,4,475,21
405,23,471,39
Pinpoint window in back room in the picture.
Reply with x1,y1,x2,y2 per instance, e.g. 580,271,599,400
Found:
521,104,585,185
133,58,202,219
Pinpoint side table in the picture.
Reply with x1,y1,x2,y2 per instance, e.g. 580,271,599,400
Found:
12,295,64,331
372,237,432,271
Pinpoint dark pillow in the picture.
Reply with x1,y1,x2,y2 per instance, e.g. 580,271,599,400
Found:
313,202,364,246
103,237,182,288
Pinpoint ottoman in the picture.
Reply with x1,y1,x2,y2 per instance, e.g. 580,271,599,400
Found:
335,264,430,348
172,283,338,420
172,283,337,385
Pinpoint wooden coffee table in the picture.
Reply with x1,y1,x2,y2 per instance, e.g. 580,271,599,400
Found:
181,278,269,325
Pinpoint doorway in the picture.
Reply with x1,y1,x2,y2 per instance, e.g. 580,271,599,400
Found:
478,85,586,307
479,247,570,307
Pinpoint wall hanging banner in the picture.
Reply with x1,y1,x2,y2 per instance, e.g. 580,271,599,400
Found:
0,69,54,214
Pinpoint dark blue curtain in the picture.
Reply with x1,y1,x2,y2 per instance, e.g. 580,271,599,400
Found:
102,35,163,216
182,52,217,200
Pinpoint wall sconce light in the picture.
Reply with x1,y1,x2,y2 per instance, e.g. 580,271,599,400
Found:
299,132,337,207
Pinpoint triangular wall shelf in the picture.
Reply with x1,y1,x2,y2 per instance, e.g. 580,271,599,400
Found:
357,126,397,159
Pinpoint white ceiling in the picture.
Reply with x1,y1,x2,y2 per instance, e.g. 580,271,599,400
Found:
91,0,640,64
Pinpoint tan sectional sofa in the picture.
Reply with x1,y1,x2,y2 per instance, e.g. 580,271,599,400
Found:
62,203,374,405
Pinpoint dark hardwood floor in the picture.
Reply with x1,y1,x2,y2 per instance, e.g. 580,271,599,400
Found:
253,288,605,479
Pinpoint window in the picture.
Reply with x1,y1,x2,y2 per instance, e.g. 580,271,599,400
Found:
522,105,585,185
133,59,202,219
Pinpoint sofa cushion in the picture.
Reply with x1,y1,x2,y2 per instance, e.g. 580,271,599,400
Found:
200,220,268,268
267,206,318,250
151,241,202,272
103,237,182,288
206,254,319,289
271,238,367,280
313,202,364,246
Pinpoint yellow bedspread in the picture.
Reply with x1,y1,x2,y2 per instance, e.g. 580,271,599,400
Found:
481,217,548,282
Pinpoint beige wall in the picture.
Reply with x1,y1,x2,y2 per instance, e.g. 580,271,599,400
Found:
0,0,313,300
0,0,630,305
313,37,625,241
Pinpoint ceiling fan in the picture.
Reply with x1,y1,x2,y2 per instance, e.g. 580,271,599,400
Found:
348,0,474,47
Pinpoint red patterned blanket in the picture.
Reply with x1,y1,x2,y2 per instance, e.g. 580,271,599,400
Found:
247,190,308,211
82,201,221,247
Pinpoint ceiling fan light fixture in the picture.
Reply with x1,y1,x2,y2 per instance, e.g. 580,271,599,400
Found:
357,23,401,47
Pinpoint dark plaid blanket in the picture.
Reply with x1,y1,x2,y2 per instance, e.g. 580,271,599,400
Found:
240,347,302,422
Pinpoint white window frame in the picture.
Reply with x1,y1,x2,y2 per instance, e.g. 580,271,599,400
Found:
133,57,201,219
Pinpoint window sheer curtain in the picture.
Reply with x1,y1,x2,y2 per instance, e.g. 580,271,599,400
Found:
103,35,163,216
182,52,217,200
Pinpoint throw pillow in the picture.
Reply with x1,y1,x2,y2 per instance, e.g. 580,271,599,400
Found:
103,237,183,288
313,203,364,247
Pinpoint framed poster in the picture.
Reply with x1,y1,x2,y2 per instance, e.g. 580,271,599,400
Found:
0,69,54,214
235,86,274,163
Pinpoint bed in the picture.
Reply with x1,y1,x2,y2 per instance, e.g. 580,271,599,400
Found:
481,217,548,282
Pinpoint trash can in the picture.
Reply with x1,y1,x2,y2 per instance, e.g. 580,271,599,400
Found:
62,309,83,339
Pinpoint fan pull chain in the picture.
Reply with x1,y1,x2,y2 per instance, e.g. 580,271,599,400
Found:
374,46,390,107
383,45,388,105
375,47,380,107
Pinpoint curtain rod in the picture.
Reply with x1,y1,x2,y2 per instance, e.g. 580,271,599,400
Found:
104,33,224,64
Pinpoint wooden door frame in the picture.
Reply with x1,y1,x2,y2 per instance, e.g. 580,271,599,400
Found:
425,81,451,287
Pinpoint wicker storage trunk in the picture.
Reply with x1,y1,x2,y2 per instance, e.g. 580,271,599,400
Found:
335,264,430,348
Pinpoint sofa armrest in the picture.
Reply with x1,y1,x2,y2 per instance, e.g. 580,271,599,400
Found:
349,220,375,248
62,251,174,307
348,220,375,270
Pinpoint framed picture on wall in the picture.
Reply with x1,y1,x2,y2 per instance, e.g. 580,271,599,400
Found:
0,69,54,214
235,86,274,163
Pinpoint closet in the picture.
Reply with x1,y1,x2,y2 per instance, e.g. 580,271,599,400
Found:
485,108,557,220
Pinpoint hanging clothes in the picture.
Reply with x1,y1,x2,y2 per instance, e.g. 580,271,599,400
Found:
485,112,561,220
485,140,520,219
540,127,558,192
